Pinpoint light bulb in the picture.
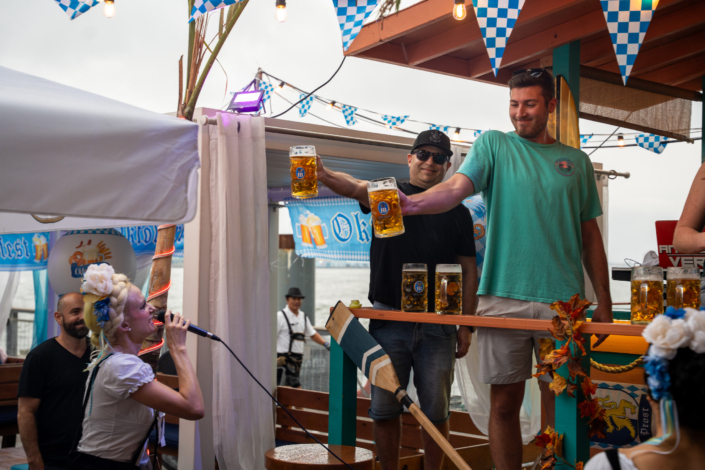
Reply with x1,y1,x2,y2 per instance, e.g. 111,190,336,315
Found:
453,2,467,20
275,81,285,93
103,0,115,18
327,101,337,111
453,127,461,141
275,4,287,23
618,134,625,147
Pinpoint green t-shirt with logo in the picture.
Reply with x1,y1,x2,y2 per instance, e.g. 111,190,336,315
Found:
457,130,602,303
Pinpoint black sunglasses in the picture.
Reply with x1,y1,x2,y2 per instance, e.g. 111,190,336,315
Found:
412,149,449,165
512,67,555,93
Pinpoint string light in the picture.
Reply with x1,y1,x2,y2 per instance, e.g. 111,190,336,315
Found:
618,134,625,147
275,81,285,93
327,101,336,111
453,0,467,20
275,0,287,23
103,0,115,18
453,127,461,141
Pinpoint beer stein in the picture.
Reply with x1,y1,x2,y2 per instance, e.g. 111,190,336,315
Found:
367,177,405,238
667,267,701,310
435,264,462,315
402,263,428,312
290,146,318,199
630,266,664,324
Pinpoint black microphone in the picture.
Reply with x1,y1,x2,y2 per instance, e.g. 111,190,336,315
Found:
154,310,220,342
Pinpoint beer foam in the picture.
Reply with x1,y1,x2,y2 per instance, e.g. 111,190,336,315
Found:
634,274,663,281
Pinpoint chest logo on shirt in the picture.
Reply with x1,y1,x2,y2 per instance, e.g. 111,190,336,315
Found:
554,158,576,177
377,201,389,215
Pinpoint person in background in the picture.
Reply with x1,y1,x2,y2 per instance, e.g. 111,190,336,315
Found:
585,308,705,469
277,287,329,388
18,292,90,470
673,162,705,253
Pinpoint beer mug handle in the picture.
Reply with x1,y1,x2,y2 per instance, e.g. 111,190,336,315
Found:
676,285,683,310
295,223,302,237
322,224,329,238
640,282,649,314
440,278,448,306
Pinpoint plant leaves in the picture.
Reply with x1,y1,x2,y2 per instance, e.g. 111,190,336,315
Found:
549,374,567,396
550,316,568,340
566,383,578,398
568,360,586,381
539,338,555,360
581,376,598,397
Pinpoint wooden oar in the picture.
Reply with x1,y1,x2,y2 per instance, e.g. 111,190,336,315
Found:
326,302,472,470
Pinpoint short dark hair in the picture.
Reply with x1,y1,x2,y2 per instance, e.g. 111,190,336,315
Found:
508,69,555,105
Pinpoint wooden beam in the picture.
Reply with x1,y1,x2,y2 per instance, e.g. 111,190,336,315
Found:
678,76,705,92
630,30,705,76
638,53,705,86
581,65,703,101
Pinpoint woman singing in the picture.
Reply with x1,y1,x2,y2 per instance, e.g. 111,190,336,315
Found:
69,264,204,469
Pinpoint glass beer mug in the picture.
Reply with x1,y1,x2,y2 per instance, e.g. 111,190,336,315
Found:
290,145,318,199
402,264,428,312
435,264,462,315
630,266,664,324
367,177,405,238
667,267,701,310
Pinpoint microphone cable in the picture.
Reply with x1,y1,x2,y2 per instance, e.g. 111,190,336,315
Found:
217,339,357,470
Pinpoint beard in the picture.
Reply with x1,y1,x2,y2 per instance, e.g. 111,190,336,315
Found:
64,319,89,339
511,112,549,140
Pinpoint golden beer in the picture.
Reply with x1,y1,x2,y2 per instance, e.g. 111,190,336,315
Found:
666,267,701,309
630,266,664,325
435,264,462,315
402,264,428,312
290,146,317,199
367,178,405,238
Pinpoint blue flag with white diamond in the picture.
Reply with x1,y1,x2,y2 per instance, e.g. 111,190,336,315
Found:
189,0,243,22
299,94,314,117
332,0,379,52
258,81,274,113
382,115,409,128
285,197,371,261
635,134,667,154
54,0,99,20
429,125,449,133
472,0,526,76
342,105,358,126
580,134,593,148
600,0,658,84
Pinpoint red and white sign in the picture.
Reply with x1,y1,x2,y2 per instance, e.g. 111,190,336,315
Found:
655,220,705,269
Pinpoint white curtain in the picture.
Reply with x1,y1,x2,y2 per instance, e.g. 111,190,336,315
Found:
208,113,274,469
0,272,20,360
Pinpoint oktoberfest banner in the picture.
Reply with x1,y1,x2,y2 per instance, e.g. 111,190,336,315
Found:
117,225,185,257
0,233,50,271
285,197,371,261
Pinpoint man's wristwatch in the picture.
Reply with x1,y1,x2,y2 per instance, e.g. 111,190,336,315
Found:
324,341,331,351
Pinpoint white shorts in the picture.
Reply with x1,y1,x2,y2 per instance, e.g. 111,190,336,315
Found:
476,295,554,385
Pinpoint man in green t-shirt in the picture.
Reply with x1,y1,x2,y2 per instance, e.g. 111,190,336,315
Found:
399,69,613,470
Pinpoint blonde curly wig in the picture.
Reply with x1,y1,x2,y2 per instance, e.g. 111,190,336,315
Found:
82,265,132,349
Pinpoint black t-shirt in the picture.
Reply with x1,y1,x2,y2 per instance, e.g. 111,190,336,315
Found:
361,181,476,311
17,338,91,466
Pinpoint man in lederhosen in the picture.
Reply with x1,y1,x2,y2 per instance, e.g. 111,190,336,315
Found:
276,287,330,388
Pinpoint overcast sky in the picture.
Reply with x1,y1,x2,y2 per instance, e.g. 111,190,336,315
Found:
1,0,702,301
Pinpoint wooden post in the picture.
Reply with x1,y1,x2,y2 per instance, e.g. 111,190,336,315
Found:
139,224,177,373
328,338,357,446
553,41,581,109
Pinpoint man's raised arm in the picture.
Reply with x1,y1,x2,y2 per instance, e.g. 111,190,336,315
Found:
315,156,369,206
401,173,475,216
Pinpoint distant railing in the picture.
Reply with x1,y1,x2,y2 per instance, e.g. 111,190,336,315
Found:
3,308,34,358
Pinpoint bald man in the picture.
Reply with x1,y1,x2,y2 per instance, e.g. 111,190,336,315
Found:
18,293,91,470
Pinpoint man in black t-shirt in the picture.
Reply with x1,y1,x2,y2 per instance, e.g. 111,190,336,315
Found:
18,292,91,470
317,130,477,470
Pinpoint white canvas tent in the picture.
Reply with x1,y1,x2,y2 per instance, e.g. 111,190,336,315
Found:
0,66,200,234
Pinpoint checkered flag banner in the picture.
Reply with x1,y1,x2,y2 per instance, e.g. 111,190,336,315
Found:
332,0,380,52
600,0,658,84
299,94,314,118
342,105,358,126
189,0,243,22
382,115,409,128
429,125,449,133
474,130,486,138
580,134,593,147
636,134,668,154
258,81,274,113
54,0,99,20
471,0,526,76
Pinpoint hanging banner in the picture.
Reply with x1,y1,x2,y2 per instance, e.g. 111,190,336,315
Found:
472,0,526,76
590,380,654,450
462,195,486,279
0,233,50,271
118,225,185,257
285,197,371,261
333,0,380,52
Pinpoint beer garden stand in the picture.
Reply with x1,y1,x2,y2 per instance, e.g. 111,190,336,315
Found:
327,1,705,468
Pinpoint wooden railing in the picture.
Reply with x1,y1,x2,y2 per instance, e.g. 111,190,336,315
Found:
328,308,646,469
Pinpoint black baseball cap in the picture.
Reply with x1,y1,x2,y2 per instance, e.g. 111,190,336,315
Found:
410,130,453,158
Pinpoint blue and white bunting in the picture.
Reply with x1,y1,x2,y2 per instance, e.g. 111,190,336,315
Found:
580,134,593,147
474,130,486,138
54,0,99,20
299,94,314,118
333,0,379,52
472,0,526,76
189,0,243,22
382,115,409,128
429,125,449,133
342,105,358,126
635,134,668,154
258,81,274,113
600,0,658,84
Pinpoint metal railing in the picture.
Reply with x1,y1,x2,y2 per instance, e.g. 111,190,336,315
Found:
2,308,34,357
